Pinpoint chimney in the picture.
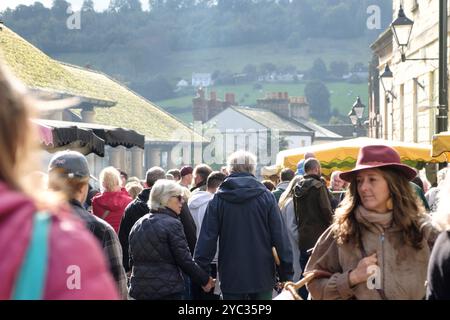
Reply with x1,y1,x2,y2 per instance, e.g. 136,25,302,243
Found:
225,93,235,105
210,91,217,101
278,92,283,99
284,92,289,99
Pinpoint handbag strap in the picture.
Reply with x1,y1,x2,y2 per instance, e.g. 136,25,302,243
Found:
12,212,51,300
357,233,388,300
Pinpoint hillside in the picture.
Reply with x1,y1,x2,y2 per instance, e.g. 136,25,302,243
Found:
54,37,371,124
3,0,383,125
55,37,371,84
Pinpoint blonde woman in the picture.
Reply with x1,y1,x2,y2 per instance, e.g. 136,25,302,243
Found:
279,175,303,282
92,166,132,232
0,62,118,299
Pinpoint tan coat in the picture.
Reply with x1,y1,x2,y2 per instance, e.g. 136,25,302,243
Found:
305,214,439,300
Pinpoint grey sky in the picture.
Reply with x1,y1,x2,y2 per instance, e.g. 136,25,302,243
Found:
0,1,149,11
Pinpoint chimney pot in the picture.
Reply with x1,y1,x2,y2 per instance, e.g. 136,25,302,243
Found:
229,93,235,105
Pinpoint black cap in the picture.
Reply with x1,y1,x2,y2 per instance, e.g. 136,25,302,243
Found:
48,150,90,178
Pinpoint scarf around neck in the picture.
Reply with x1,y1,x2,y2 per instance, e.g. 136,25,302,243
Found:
355,205,393,232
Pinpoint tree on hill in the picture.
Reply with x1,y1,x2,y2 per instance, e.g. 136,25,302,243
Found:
82,0,95,12
51,0,71,18
304,80,331,122
308,58,328,80
109,0,142,12
259,62,277,75
329,61,349,78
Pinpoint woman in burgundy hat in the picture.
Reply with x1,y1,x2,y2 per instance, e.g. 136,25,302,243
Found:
304,145,439,300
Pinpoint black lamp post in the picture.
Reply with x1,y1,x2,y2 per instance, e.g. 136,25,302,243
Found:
438,0,448,135
390,2,447,135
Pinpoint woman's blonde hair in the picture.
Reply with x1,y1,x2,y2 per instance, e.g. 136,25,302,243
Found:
279,175,303,209
332,168,427,249
125,182,143,200
99,166,121,192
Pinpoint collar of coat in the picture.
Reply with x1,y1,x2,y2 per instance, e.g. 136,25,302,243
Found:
151,207,179,219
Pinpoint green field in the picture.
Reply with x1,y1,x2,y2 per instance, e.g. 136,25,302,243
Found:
55,37,371,84
156,81,369,124
54,36,371,125
163,37,371,81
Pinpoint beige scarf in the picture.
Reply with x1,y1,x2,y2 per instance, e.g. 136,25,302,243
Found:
355,205,393,232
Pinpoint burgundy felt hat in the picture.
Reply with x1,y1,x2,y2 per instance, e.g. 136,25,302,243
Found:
339,145,417,182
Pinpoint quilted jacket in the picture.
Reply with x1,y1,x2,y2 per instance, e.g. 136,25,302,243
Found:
128,207,209,300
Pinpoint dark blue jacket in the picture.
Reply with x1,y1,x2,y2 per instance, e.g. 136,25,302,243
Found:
194,172,293,294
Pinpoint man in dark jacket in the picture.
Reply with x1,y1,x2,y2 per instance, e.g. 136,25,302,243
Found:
118,167,198,273
293,158,333,298
194,151,293,300
48,151,128,299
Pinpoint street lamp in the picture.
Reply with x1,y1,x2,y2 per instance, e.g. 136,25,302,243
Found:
348,97,366,137
390,5,414,62
379,63,396,101
353,96,366,119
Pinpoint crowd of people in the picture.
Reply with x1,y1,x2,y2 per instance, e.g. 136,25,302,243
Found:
2,60,450,300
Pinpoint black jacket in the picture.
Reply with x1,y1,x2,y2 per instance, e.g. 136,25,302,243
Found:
293,174,333,251
194,172,293,294
119,188,197,272
128,208,209,300
118,188,151,272
427,231,450,300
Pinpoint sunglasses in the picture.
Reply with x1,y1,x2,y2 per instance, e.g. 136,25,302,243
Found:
173,195,183,202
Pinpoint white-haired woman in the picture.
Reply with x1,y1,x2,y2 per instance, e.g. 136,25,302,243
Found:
128,179,214,300
92,166,132,233
427,170,450,299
